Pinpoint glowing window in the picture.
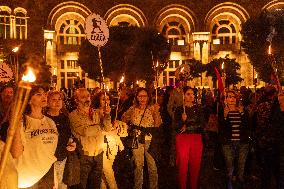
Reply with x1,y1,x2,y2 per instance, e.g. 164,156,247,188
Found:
15,12,27,39
0,11,10,39
162,21,187,46
211,19,237,44
58,19,85,45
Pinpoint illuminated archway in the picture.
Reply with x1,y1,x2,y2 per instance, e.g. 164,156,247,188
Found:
155,4,196,34
14,7,27,15
47,1,91,29
263,0,284,11
104,4,147,27
0,6,12,14
205,2,250,44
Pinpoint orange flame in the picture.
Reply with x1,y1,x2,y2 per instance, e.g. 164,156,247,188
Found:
268,45,272,55
22,68,36,82
120,76,125,83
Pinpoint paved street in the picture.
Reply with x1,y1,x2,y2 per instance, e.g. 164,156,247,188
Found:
114,144,273,189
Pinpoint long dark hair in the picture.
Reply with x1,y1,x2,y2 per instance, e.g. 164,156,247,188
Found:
24,85,46,115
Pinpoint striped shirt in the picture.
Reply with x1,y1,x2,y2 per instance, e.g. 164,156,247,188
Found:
227,110,242,141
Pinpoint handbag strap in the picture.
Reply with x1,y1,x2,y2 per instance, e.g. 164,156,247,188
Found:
138,106,147,127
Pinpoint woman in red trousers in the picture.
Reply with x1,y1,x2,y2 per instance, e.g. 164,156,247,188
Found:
174,87,205,189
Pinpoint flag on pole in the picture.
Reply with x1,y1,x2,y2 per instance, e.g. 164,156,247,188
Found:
214,67,224,94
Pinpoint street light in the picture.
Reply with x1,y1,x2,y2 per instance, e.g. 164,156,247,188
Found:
12,46,20,83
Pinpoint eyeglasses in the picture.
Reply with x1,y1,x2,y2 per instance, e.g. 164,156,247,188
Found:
137,95,148,98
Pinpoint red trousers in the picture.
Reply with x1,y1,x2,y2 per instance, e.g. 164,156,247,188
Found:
176,134,203,189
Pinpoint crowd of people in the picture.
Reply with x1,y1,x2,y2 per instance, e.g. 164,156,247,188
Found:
0,81,283,189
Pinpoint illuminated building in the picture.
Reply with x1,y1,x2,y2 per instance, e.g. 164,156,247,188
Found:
1,0,283,89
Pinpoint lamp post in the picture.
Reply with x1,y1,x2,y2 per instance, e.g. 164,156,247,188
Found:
12,46,20,84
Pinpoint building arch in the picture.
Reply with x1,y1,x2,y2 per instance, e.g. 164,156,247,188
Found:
155,4,196,33
14,7,27,16
205,2,249,44
55,12,85,45
154,4,196,46
262,0,284,11
47,1,91,29
0,6,12,14
104,4,147,27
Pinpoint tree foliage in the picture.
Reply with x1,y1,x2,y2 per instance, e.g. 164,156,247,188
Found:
183,59,204,80
241,10,284,84
78,26,171,85
205,57,243,87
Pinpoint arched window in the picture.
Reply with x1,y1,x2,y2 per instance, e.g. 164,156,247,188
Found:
212,19,237,44
162,21,186,46
0,11,10,39
15,12,27,39
58,19,85,45
118,21,130,27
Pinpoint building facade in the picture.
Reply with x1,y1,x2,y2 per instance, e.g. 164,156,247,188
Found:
1,0,283,89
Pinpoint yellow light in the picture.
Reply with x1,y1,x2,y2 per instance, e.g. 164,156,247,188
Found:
221,62,224,70
170,52,181,60
136,80,139,84
120,76,124,83
177,39,185,46
212,39,220,45
44,30,55,40
12,47,19,53
180,67,184,73
22,68,36,82
268,45,272,55
255,73,258,79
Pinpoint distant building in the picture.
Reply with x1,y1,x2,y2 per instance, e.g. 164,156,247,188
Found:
1,0,283,89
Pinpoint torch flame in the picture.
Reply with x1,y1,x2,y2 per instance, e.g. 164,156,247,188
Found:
22,68,36,82
268,45,272,55
221,62,224,70
120,76,125,83
156,61,159,68
180,67,184,73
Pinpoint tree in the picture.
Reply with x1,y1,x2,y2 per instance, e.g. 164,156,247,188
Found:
205,57,243,87
186,59,205,80
78,26,171,86
241,10,284,84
